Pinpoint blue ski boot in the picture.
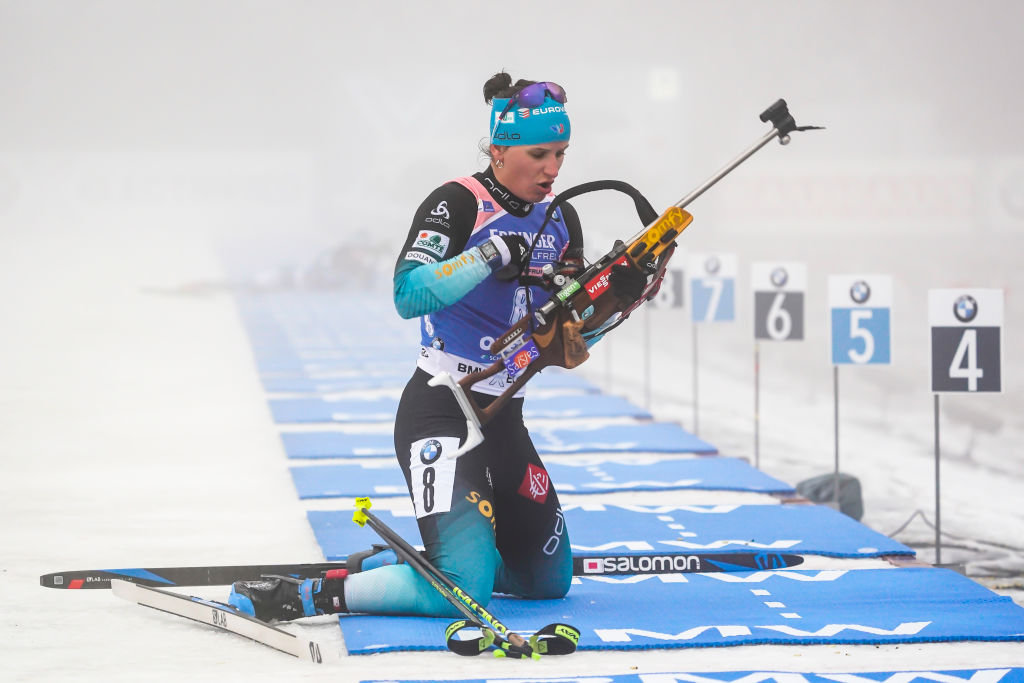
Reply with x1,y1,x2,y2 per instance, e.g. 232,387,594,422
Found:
346,543,401,572
229,569,348,621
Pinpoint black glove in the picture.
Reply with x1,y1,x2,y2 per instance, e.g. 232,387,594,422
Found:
608,262,651,302
480,234,530,281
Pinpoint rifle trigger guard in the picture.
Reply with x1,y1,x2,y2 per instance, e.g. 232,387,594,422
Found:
427,372,484,458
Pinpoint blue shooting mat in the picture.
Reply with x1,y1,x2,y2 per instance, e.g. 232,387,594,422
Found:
338,568,1024,653
251,352,409,374
270,393,651,423
290,456,795,499
260,372,412,393
307,504,913,560
358,670,1024,683
283,430,395,457
281,422,717,458
260,367,602,394
527,422,716,454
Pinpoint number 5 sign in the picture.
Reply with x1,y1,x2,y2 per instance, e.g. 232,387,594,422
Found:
829,274,892,364
929,289,1003,392
752,262,806,341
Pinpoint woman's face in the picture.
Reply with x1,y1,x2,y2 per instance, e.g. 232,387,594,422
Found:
492,141,569,204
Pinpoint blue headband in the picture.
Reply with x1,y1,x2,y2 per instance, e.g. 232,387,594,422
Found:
490,96,571,146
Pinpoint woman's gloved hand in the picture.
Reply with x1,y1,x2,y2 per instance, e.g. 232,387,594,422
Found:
608,261,653,302
480,234,530,281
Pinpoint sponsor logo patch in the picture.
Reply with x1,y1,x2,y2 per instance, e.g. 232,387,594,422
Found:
584,256,629,298
415,230,450,257
434,252,477,279
404,250,437,265
430,200,450,219
503,338,540,379
518,463,550,504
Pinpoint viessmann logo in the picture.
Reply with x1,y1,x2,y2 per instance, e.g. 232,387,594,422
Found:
584,256,629,297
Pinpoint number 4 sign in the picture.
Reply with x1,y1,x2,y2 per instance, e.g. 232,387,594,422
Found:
929,289,1003,393
829,275,892,364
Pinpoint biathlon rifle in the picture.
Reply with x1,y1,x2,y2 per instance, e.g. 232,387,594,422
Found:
430,99,822,457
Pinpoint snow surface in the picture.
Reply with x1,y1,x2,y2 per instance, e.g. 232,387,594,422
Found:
4,1,1024,680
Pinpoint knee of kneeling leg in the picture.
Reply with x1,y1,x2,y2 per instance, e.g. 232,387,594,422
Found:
536,578,572,600
519,572,572,600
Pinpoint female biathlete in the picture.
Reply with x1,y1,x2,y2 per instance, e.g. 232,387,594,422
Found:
230,72,647,620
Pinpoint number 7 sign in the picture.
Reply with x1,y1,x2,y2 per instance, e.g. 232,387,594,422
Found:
929,289,1003,393
687,253,736,322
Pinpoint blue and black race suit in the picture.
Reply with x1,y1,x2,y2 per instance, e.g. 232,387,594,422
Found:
341,167,580,616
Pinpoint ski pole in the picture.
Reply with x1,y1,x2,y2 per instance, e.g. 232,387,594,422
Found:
353,498,579,658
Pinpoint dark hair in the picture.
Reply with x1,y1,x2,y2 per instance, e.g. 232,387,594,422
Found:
482,71,537,104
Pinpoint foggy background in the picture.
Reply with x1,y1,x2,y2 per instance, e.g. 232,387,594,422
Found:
2,1,1021,546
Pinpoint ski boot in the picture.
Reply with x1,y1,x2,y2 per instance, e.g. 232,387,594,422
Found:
229,569,348,621
346,543,402,572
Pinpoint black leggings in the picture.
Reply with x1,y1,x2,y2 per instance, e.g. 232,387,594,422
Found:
392,368,573,603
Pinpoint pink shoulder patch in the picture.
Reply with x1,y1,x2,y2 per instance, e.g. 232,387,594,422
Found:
452,177,503,233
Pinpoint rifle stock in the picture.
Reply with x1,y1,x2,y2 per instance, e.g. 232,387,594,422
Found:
431,315,591,458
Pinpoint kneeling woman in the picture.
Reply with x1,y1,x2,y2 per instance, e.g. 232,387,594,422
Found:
230,72,646,620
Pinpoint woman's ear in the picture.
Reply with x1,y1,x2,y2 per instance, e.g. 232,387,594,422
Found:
489,144,506,168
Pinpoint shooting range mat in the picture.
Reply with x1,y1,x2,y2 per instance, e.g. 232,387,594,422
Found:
281,422,717,458
289,455,795,499
269,393,651,423
338,567,1024,653
260,368,600,394
308,504,913,561
357,669,1024,683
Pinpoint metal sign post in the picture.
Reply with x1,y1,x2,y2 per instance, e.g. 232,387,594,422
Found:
751,262,806,467
828,274,893,509
928,288,1004,565
686,253,736,437
647,267,685,418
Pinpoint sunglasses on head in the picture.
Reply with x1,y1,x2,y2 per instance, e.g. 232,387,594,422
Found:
491,81,568,141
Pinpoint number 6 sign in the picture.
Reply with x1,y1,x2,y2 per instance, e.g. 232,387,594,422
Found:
752,262,806,341
929,289,1003,393
829,274,892,365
